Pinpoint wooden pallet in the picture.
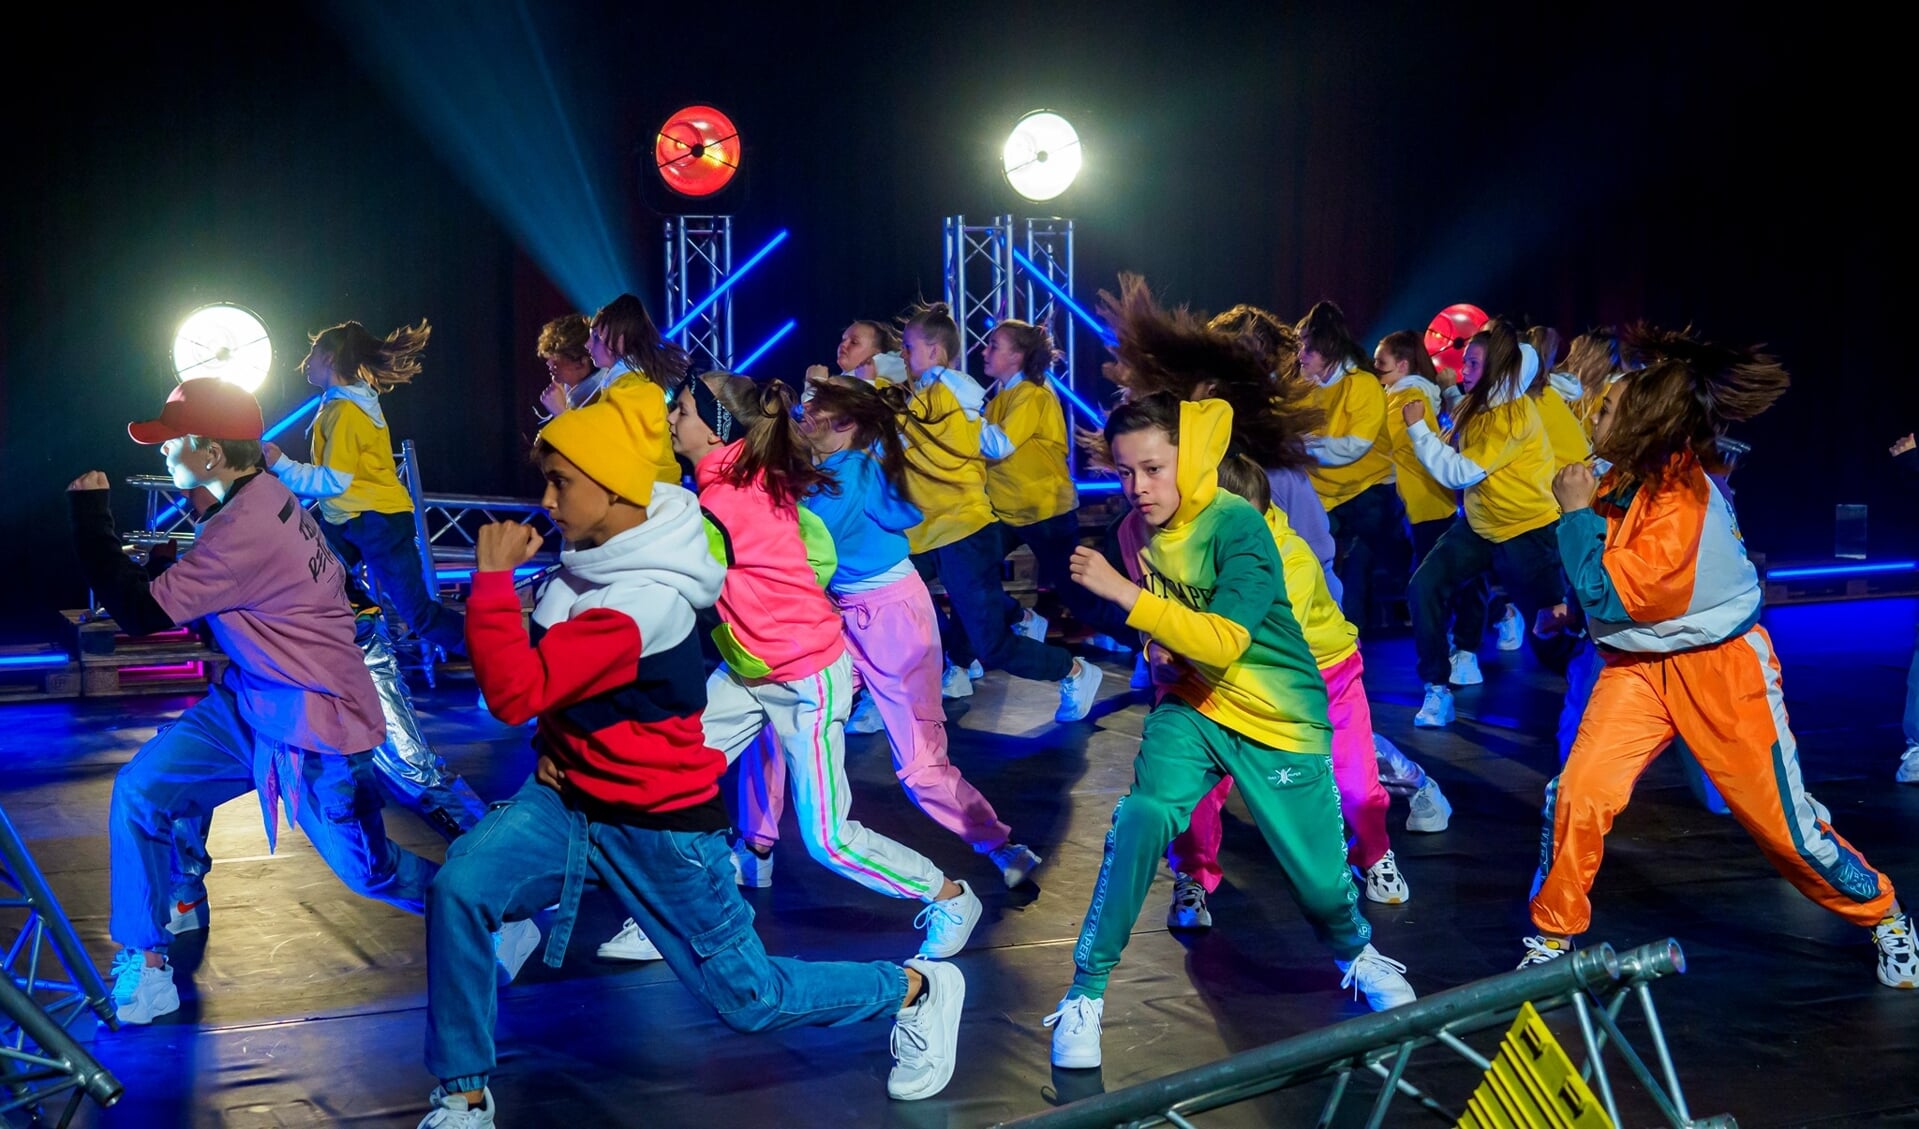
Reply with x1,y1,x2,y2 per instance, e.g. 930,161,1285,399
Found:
79,644,229,698
0,646,82,703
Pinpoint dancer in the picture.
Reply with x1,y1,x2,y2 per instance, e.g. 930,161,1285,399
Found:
613,370,982,964
1559,327,1628,438
752,375,1044,889
65,379,474,1025
981,318,1092,641
422,380,964,1124
1521,326,1914,990
1525,325,1592,470
1164,453,1423,931
582,292,691,485
262,319,465,653
1298,300,1407,632
1043,289,1414,1070
1401,319,1569,727
1895,431,1919,783
533,313,597,419
1374,329,1487,687
805,319,910,388
898,302,1103,718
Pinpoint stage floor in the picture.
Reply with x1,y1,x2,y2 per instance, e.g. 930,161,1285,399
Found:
7,599,1919,1128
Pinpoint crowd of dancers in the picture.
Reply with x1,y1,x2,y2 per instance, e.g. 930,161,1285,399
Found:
63,276,1917,1127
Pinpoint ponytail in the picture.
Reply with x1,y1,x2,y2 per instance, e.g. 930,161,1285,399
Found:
803,376,917,497
709,373,835,510
991,318,1059,382
1523,324,1562,398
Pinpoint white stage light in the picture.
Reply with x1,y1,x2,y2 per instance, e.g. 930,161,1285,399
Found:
173,303,272,393
1002,111,1082,202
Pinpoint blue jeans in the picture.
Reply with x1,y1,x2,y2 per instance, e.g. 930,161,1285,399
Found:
913,523,1073,683
425,778,907,1092
321,510,466,653
110,682,437,952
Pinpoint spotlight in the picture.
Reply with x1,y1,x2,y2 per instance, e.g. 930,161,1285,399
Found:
655,105,741,198
1424,303,1489,374
1002,111,1082,202
173,303,272,393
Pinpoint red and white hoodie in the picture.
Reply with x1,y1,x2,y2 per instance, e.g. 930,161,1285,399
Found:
466,483,728,822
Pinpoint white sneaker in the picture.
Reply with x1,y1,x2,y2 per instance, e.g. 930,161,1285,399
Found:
1043,994,1104,1069
916,882,982,958
1129,652,1151,691
1873,913,1918,989
733,842,774,888
420,1085,496,1127
1014,609,1049,642
109,948,180,1024
1413,683,1455,728
847,693,885,735
1448,649,1484,686
967,660,985,680
1898,744,1919,784
889,958,966,1100
493,918,541,984
1167,873,1212,930
1406,779,1453,833
1336,944,1416,1011
597,918,664,962
941,664,974,700
1517,934,1572,970
166,891,209,935
989,843,1044,888
1359,850,1411,905
1056,660,1105,723
1495,604,1524,651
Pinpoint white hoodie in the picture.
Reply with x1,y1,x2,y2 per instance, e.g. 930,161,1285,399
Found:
532,482,723,656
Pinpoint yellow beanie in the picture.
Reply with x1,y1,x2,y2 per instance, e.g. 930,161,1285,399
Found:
537,377,671,506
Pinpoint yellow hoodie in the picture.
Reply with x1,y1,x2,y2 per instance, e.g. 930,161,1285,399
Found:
1306,367,1396,510
1124,399,1333,755
902,373,995,554
1382,378,1459,525
1265,505,1359,670
984,376,1078,527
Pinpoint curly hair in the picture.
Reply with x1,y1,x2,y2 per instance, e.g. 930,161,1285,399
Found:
1596,324,1789,488
537,314,591,362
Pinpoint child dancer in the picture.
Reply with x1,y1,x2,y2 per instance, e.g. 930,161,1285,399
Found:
747,375,1044,889
422,380,964,1124
898,303,1103,719
981,318,1091,642
1298,301,1407,631
640,371,983,960
1043,288,1414,1070
534,313,596,419
806,319,910,388
1164,453,1419,925
1375,330,1489,687
1525,325,1592,470
1559,328,1627,438
263,320,464,653
583,293,690,486
65,379,467,1025
1401,319,1569,727
1521,326,1914,990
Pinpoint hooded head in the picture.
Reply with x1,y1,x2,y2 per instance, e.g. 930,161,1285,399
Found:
1104,393,1234,530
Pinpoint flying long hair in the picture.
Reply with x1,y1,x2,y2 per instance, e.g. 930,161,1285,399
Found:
1597,324,1789,488
803,376,916,497
309,319,431,393
704,373,835,509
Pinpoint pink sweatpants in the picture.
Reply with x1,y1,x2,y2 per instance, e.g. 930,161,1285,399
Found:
1168,649,1392,888
739,571,1011,853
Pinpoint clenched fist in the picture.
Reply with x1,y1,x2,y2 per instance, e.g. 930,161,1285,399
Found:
66,470,109,492
1070,545,1140,610
1400,400,1426,428
1553,462,1598,513
476,521,543,573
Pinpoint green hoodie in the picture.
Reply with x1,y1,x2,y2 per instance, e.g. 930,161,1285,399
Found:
1123,399,1332,755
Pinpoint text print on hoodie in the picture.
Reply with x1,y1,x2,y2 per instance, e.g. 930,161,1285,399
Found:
466,481,727,817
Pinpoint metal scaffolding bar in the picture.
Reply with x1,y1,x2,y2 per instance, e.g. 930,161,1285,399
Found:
942,213,1015,372
663,214,735,372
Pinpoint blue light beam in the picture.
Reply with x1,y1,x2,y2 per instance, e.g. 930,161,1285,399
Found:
1767,561,1918,580
737,319,798,374
1010,247,1117,348
666,230,790,339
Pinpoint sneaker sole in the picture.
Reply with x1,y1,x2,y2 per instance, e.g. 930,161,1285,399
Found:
1405,817,1450,833
1050,1045,1102,1069
116,986,181,1025
1168,913,1213,930
1365,891,1410,905
596,944,664,962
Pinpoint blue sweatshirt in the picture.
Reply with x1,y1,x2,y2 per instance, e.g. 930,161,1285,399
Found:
803,448,922,593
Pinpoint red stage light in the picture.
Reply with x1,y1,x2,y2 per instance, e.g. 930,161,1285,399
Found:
655,105,741,198
1425,303,1490,373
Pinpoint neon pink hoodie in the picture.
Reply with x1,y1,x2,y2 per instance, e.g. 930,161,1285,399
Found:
693,442,846,682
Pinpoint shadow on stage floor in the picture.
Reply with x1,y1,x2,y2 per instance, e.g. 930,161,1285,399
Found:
6,598,1918,1127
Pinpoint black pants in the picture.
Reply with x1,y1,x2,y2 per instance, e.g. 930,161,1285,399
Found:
1327,482,1408,634
1001,510,1104,629
1408,520,1565,686
1412,517,1488,654
322,511,466,654
912,523,1074,682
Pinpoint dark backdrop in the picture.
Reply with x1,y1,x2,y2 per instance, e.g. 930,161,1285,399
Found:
3,1,1904,642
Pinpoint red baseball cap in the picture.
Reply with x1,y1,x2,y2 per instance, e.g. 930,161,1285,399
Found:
128,379,266,445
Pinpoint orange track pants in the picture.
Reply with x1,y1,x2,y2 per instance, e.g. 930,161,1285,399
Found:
1531,626,1896,936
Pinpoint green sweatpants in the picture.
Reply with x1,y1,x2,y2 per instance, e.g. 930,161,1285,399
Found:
1070,699,1371,999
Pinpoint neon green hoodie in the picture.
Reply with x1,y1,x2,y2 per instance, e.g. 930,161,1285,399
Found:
1123,399,1333,755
